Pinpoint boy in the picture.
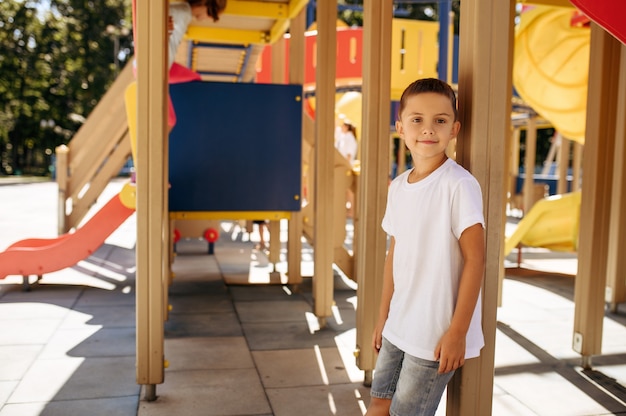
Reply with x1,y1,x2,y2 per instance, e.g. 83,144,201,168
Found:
366,78,485,416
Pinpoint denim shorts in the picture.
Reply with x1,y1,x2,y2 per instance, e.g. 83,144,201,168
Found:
370,337,455,416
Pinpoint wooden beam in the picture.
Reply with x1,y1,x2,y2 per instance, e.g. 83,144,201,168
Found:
606,43,626,312
518,0,574,8
135,0,167,399
574,25,621,365
557,136,571,195
450,0,514,414
313,0,337,323
355,0,393,383
170,211,291,221
287,7,306,286
523,117,538,213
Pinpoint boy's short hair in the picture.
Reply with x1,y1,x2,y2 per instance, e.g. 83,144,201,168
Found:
398,78,458,121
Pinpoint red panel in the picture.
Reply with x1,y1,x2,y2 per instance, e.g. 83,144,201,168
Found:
255,28,364,86
570,0,626,44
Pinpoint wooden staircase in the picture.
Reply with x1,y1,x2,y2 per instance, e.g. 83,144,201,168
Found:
55,62,134,233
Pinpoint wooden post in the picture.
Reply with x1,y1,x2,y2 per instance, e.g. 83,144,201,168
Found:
574,26,621,367
557,136,571,194
313,0,337,323
572,142,583,191
268,36,287,267
605,42,626,312
449,0,514,414
508,127,521,214
55,144,69,235
135,0,167,400
355,0,393,385
523,117,537,214
287,7,306,287
268,220,281,266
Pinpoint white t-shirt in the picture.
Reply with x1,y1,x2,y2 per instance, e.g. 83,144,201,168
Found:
381,158,485,360
168,2,193,69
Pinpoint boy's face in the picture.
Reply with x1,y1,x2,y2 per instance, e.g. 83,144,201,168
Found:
395,92,460,161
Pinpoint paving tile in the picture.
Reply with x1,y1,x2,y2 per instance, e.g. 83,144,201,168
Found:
0,286,81,308
253,347,353,388
164,337,254,371
75,287,136,307
492,392,536,416
0,346,43,380
494,327,541,370
229,285,296,302
0,382,17,408
172,256,221,280
37,327,102,359
0,402,46,416
138,369,271,416
0,319,61,346
242,321,340,350
164,312,243,338
59,305,135,328
265,383,371,416
0,302,70,321
495,369,616,416
0,396,138,416
235,299,313,323
64,327,136,358
167,282,234,315
8,356,138,403
7,357,83,403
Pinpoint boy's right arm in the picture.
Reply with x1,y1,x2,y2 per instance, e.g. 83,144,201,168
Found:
372,236,395,353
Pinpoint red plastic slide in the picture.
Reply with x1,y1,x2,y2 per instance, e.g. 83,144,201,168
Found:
0,192,135,280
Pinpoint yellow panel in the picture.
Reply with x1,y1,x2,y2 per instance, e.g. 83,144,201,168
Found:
170,211,292,221
224,1,288,19
185,26,269,44
519,0,574,8
390,19,440,100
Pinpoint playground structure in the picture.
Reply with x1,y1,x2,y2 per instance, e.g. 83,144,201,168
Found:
130,1,626,411
1,0,626,412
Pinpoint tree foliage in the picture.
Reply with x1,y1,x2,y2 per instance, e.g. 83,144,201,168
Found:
337,1,460,34
0,0,132,175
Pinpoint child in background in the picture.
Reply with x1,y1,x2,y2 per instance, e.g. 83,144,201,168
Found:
334,118,358,164
366,78,485,416
167,0,227,127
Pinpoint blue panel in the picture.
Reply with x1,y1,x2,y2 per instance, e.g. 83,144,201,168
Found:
168,81,302,212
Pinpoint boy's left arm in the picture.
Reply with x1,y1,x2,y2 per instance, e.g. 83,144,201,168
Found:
435,223,485,373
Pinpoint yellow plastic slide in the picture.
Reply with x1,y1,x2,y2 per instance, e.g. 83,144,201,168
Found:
504,191,581,256
513,6,590,144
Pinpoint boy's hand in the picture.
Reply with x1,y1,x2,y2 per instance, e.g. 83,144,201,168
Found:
434,329,466,373
371,322,385,354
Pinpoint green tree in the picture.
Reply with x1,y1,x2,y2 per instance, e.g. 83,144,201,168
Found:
336,1,460,34
0,0,132,176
